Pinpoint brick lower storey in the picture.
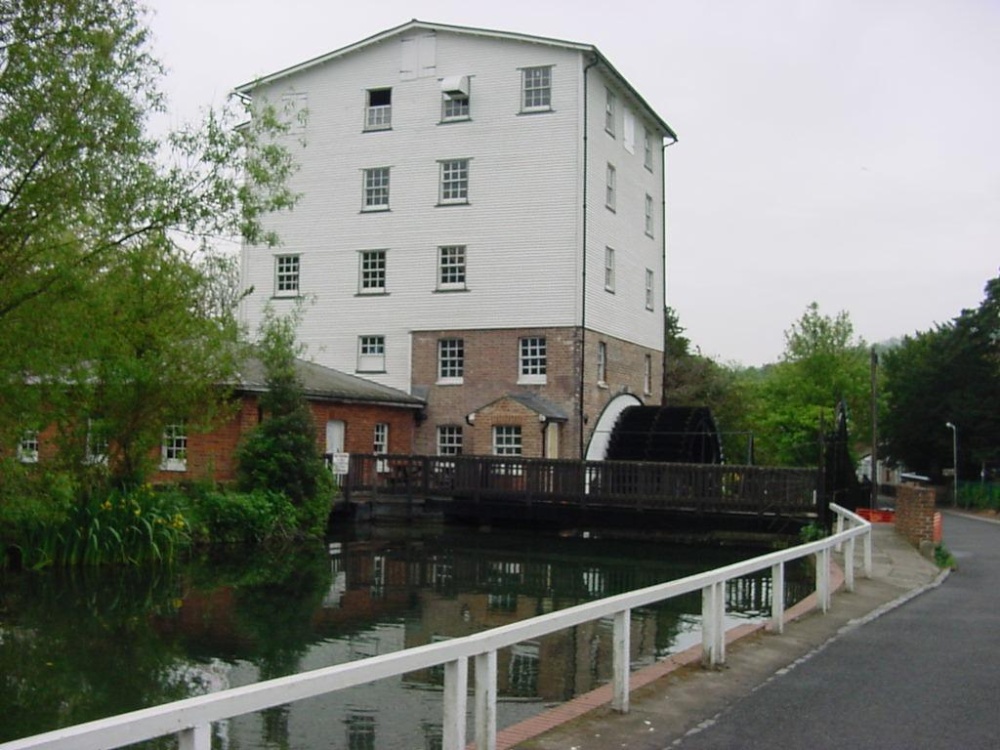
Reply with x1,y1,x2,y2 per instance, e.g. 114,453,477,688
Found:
411,326,663,459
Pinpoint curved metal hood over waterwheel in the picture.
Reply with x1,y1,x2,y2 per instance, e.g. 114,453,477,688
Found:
605,406,724,464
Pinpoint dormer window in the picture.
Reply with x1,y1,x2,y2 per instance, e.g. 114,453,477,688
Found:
365,88,392,130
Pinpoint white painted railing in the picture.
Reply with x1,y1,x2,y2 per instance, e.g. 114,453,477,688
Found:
2,503,871,750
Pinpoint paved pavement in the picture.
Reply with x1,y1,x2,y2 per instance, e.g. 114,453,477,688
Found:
515,513,993,750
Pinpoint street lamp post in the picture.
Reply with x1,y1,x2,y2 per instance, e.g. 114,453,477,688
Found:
946,422,958,507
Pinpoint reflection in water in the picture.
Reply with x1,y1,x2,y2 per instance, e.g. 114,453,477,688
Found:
0,527,810,748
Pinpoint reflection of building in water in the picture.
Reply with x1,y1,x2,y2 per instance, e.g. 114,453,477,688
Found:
162,536,811,749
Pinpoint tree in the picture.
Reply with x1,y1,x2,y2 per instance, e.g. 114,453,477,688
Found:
749,303,870,466
883,273,1000,479
0,0,298,483
236,308,332,534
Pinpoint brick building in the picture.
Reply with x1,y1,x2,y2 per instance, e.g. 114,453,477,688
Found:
237,20,677,460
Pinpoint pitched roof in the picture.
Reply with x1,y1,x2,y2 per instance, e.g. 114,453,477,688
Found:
236,356,424,409
234,19,676,140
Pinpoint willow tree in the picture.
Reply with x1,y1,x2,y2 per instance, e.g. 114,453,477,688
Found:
0,0,299,485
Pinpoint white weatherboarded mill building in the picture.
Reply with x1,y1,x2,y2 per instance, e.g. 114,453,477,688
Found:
238,20,677,460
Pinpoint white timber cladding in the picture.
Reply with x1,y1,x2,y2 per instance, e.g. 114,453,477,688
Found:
584,67,666,350
239,24,669,391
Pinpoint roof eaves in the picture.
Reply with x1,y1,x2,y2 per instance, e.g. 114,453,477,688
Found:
234,18,594,95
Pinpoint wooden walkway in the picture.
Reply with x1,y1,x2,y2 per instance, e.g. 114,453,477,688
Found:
340,454,822,528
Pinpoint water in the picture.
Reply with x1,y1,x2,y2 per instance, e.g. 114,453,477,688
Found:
0,525,809,748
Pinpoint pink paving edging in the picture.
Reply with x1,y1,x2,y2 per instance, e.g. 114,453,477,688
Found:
490,560,847,749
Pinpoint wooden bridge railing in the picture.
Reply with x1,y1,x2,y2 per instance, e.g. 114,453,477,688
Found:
340,454,820,519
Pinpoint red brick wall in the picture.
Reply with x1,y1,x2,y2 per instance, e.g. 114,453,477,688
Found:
895,484,939,549
411,326,661,458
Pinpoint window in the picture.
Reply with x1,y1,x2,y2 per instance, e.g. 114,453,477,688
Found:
274,254,299,296
493,425,522,456
605,164,616,211
604,88,617,136
441,77,470,121
645,194,654,237
519,337,546,384
521,66,552,111
85,418,109,466
359,250,386,293
644,354,653,395
279,92,308,135
604,246,615,292
645,269,655,311
439,159,469,204
358,335,386,372
437,426,463,456
373,423,389,473
437,338,464,382
18,430,39,464
346,713,376,750
644,128,654,171
161,423,187,472
363,167,390,211
364,88,391,130
437,245,466,289
597,342,607,385
508,642,540,697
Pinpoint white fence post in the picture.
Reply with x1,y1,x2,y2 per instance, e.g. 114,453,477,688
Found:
474,651,497,750
864,528,873,578
845,536,856,592
815,548,831,613
178,725,210,750
612,609,631,713
770,562,785,634
443,658,468,750
701,581,726,666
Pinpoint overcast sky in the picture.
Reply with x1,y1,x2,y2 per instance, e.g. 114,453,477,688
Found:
147,0,999,366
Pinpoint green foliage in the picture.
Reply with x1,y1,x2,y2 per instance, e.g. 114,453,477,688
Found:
882,274,1000,479
798,522,826,543
186,488,298,544
934,544,956,569
0,0,300,490
13,485,190,569
236,308,333,535
747,303,871,467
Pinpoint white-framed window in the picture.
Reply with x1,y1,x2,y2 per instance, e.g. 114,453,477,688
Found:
521,66,552,112
441,79,470,121
364,88,391,130
493,425,522,456
437,338,464,383
357,335,386,372
161,422,187,472
623,108,636,153
508,642,540,697
373,422,389,473
644,128,654,171
518,336,547,384
644,354,653,395
604,246,615,292
597,342,607,385
645,269,655,311
18,430,39,464
604,87,617,136
437,425,463,456
274,254,300,296
85,418,109,466
359,250,386,293
645,194,654,237
363,167,390,211
439,159,469,204
437,245,467,290
605,163,616,211
346,712,377,749
279,91,308,136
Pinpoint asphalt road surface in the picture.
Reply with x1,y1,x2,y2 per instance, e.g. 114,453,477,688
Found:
672,512,1000,750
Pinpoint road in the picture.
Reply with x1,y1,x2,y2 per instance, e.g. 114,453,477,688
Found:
672,512,1000,749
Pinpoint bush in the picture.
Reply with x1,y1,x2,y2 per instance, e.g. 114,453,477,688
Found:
187,489,298,544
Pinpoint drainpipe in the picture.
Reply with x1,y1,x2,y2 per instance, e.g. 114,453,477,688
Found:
580,53,600,459
660,134,679,404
